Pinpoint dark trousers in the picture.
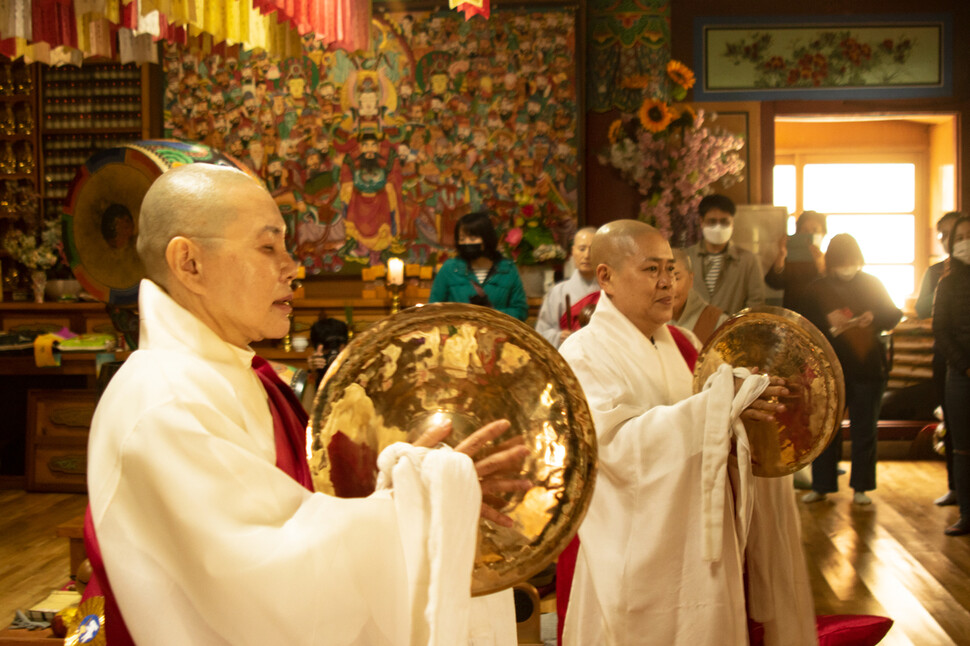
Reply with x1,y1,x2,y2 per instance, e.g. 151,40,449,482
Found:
947,369,970,521
934,351,955,490
812,380,884,494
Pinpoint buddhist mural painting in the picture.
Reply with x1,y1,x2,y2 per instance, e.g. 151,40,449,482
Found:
163,9,579,275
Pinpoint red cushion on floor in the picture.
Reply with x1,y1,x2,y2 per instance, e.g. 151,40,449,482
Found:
817,614,893,646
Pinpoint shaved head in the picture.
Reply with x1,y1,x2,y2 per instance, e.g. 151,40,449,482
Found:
591,220,662,270
571,226,597,278
592,219,675,338
137,164,267,286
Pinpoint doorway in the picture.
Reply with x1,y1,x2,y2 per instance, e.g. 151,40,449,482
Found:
772,113,958,310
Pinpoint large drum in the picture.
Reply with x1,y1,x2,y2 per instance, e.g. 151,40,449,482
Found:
62,140,255,305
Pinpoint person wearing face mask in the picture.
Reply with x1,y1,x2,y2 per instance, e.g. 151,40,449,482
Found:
801,234,902,506
916,211,961,507
534,227,599,347
765,210,828,316
429,210,529,321
932,214,970,535
687,194,766,315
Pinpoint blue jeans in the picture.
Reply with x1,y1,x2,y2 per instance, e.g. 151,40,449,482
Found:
947,369,970,520
811,380,885,494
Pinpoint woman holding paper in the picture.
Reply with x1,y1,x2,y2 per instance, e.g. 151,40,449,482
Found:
801,233,902,506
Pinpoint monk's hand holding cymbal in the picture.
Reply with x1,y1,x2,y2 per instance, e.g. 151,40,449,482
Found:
412,419,531,527
739,374,789,423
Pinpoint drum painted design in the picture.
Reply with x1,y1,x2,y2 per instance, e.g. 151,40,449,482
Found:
62,140,255,305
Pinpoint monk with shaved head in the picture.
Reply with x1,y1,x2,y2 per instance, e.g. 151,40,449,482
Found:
534,226,599,347
590,220,676,339
83,164,528,645
670,246,727,345
558,220,817,646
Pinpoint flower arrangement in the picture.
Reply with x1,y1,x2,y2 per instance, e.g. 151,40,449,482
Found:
1,186,61,271
600,59,746,245
501,193,567,265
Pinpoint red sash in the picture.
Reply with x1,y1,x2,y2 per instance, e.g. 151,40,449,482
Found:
558,291,600,331
252,355,314,492
667,325,698,372
80,357,313,643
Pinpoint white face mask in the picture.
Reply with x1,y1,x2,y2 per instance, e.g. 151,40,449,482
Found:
833,266,860,281
811,233,825,248
702,224,733,246
952,239,970,264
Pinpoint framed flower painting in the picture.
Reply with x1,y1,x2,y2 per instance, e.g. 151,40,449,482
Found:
693,14,952,101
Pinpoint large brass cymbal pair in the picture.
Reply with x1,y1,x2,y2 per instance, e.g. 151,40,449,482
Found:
311,303,844,595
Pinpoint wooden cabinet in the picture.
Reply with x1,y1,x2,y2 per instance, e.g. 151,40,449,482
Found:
25,389,97,492
39,63,151,219
0,60,39,192
0,59,41,302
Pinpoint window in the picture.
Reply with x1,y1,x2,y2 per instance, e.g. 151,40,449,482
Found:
773,158,920,307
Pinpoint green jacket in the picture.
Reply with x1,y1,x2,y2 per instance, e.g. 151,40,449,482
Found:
428,257,529,321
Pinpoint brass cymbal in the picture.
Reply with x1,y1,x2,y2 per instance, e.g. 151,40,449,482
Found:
308,303,597,596
692,306,846,477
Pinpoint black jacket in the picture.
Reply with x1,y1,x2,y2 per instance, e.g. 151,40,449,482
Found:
933,258,970,375
804,272,903,382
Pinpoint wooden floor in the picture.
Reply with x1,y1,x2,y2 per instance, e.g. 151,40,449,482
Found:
0,490,87,629
799,460,970,646
2,461,970,644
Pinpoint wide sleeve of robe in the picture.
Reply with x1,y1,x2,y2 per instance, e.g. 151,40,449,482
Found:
89,350,478,646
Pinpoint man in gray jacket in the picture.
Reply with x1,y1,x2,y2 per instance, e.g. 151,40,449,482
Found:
687,194,765,315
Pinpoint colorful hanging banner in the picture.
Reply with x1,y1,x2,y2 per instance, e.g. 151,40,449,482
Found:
0,0,368,64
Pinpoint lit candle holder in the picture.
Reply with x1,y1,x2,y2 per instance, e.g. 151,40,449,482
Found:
387,258,404,286
387,258,404,314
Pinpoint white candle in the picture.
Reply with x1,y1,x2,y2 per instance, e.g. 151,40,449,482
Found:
387,258,405,286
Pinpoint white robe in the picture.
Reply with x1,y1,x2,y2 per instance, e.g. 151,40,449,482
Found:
559,294,816,646
534,272,599,347
87,280,486,646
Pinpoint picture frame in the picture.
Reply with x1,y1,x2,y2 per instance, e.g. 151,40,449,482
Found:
693,14,952,102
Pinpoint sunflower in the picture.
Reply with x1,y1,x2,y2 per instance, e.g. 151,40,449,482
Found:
620,74,651,90
666,60,696,90
638,98,673,133
607,119,624,144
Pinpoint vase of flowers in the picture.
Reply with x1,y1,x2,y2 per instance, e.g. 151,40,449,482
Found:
600,59,746,246
2,200,61,303
500,193,567,297
29,269,47,303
